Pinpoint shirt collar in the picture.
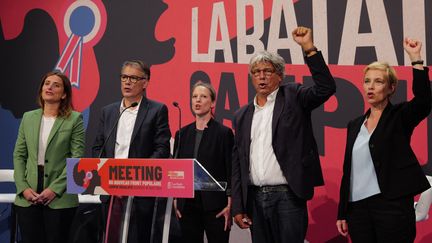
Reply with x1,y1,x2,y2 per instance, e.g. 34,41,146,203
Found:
120,98,142,114
254,88,279,108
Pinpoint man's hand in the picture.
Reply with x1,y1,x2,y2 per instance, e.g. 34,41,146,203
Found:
22,188,39,204
336,219,349,237
35,188,56,206
233,213,252,229
292,26,314,51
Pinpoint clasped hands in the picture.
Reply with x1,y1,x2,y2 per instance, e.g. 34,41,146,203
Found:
23,188,56,206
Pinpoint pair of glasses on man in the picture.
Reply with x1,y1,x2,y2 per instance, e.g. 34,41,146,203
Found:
251,68,276,77
120,74,148,83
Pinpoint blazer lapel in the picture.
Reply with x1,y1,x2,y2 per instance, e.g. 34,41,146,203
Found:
272,89,284,138
370,102,393,139
347,114,366,151
244,103,254,163
46,116,65,148
131,97,149,142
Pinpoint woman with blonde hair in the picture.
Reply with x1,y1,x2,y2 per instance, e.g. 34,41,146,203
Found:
173,82,233,243
336,38,431,243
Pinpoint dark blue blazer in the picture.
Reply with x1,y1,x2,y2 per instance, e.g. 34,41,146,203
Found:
92,96,171,159
231,52,336,216
91,96,171,242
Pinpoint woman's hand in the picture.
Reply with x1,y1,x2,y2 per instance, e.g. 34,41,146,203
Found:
403,38,422,62
336,219,349,236
216,196,232,231
35,188,56,206
22,188,39,204
173,198,182,219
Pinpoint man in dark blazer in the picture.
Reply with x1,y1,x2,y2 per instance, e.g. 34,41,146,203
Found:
231,27,336,243
92,60,171,243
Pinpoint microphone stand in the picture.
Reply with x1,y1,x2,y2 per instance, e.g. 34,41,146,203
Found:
173,101,182,158
102,101,138,243
97,102,138,158
158,102,182,243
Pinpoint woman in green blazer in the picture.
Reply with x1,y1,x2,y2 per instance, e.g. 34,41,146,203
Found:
13,71,85,243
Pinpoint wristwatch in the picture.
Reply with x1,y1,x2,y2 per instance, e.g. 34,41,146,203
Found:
411,60,424,66
304,46,318,55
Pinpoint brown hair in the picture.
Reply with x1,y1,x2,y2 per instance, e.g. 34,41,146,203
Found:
37,71,73,118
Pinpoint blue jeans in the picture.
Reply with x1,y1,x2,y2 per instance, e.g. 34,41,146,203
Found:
249,185,308,243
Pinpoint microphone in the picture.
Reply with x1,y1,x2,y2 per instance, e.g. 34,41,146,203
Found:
99,101,138,239
172,101,181,158
97,101,139,158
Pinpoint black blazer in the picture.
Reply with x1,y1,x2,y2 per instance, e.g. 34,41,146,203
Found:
337,68,432,219
92,96,171,159
231,52,336,216
174,119,234,211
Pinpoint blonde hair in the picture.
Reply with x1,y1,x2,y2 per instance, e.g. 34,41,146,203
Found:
192,81,216,102
191,81,216,117
364,62,398,95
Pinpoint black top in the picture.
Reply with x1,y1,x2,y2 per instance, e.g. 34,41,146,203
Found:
174,118,234,211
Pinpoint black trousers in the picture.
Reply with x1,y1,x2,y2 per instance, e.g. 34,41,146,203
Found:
15,204,77,243
15,165,77,243
347,193,415,243
179,193,230,243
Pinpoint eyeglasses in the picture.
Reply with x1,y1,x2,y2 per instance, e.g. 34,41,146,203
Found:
251,68,276,77
120,74,147,83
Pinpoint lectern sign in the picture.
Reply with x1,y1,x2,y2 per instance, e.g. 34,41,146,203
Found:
67,158,194,198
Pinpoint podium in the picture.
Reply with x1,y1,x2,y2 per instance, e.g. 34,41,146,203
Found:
67,158,226,243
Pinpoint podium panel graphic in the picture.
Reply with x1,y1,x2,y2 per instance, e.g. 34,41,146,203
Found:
67,158,226,243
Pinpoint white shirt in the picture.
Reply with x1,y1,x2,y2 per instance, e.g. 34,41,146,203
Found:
249,88,288,186
349,119,381,202
38,116,56,166
114,99,141,158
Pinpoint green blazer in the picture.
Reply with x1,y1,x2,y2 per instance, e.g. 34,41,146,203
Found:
13,109,85,209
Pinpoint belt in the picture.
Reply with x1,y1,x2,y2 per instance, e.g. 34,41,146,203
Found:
251,185,289,193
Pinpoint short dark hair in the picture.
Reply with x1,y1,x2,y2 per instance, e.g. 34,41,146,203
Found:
37,71,73,118
122,60,151,80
